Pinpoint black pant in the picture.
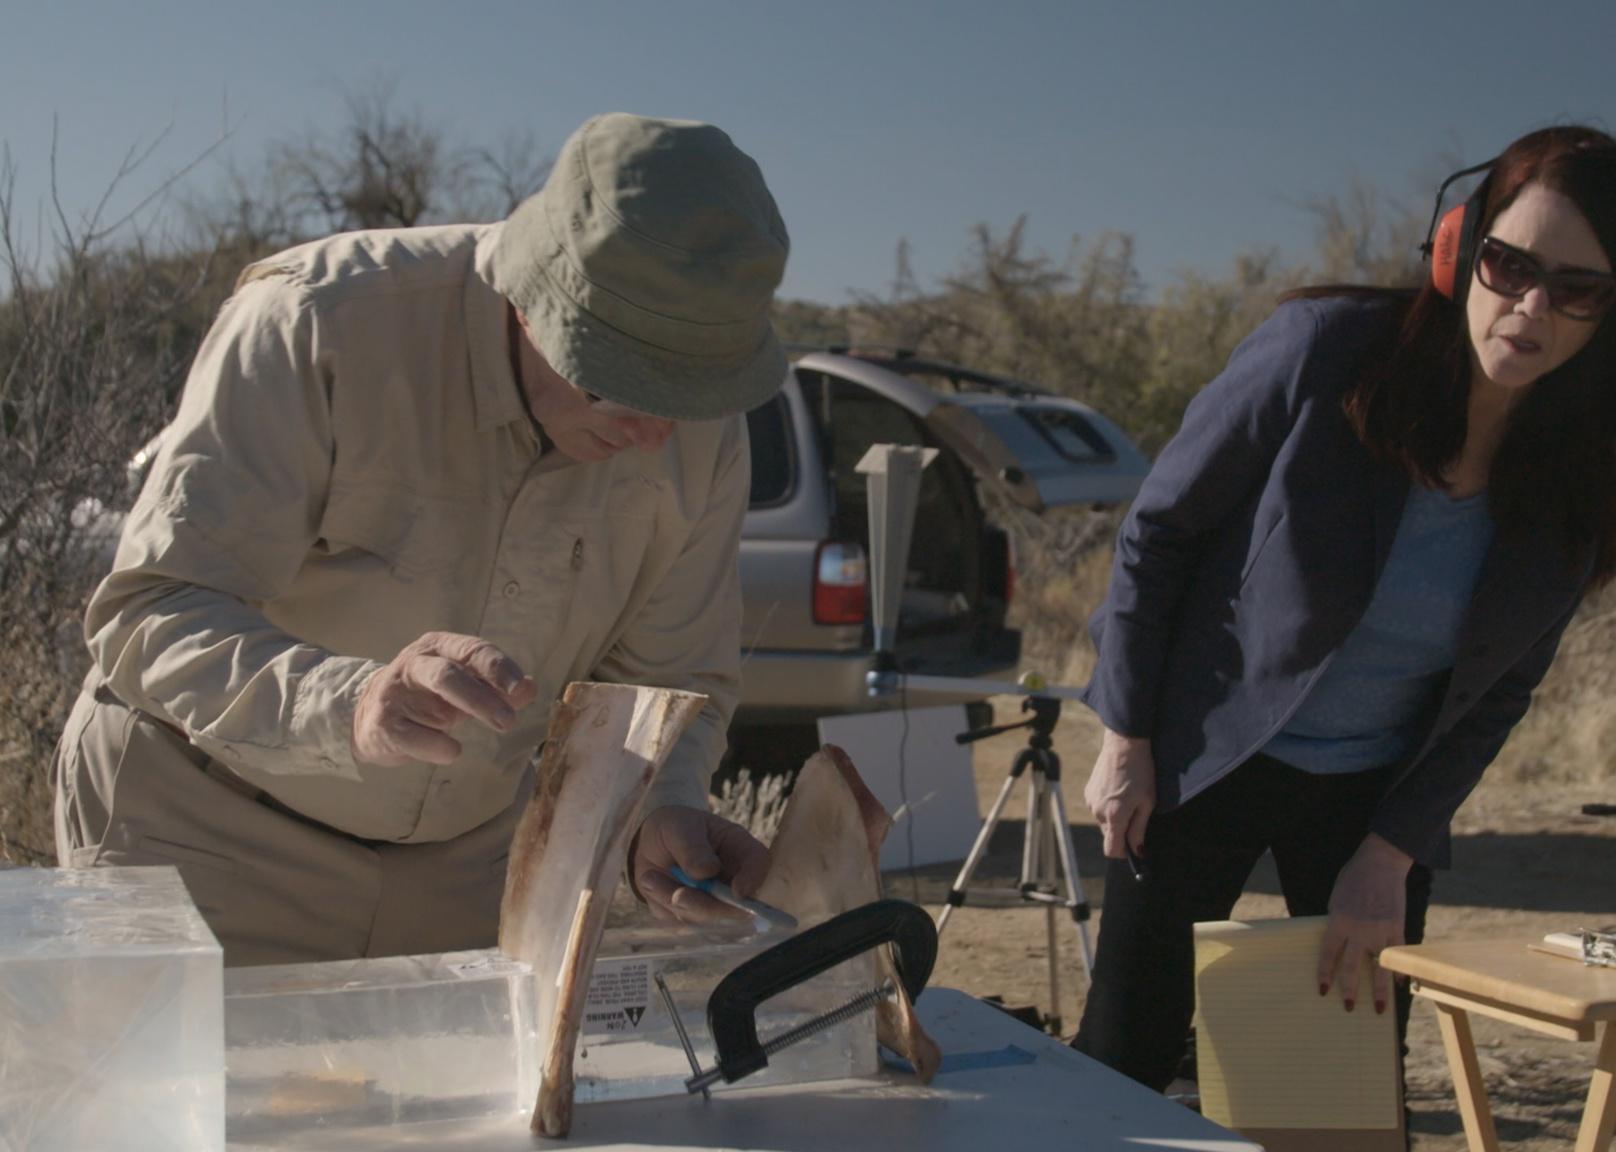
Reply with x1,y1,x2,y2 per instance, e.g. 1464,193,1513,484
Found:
1072,753,1434,1091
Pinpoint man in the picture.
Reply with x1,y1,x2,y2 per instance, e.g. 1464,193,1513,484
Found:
53,113,788,965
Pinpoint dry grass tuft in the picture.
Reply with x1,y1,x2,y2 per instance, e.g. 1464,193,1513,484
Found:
708,769,791,844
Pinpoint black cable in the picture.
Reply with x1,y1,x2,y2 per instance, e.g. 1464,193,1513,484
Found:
895,670,921,903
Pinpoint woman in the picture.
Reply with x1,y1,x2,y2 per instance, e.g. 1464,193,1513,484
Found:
1072,125,1616,1089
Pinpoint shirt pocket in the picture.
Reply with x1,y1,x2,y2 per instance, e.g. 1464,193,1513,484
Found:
604,460,666,523
318,481,465,580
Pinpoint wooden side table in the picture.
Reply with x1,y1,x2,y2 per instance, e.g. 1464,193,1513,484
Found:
1379,940,1616,1152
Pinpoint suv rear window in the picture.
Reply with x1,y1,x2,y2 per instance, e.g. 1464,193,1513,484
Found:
745,396,793,508
1019,407,1114,462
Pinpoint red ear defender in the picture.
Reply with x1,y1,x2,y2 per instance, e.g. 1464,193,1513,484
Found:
1430,203,1467,300
1422,157,1496,305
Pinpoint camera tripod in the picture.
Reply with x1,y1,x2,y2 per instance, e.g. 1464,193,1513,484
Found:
935,694,1095,1034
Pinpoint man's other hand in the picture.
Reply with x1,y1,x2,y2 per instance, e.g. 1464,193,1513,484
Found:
352,631,537,768
632,806,770,925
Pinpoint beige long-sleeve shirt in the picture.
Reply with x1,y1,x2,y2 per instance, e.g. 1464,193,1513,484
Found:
85,222,745,843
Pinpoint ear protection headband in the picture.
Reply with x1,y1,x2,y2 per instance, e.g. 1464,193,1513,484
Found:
1421,158,1497,304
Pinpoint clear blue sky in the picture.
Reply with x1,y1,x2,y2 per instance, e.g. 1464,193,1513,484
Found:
4,0,1612,304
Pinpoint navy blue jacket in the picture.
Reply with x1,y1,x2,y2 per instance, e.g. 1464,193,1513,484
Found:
1083,296,1585,868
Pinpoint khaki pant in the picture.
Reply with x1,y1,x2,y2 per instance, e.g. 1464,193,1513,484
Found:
52,684,522,967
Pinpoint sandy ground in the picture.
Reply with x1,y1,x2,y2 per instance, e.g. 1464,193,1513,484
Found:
888,695,1616,1151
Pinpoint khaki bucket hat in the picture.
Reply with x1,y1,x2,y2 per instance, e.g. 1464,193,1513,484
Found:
489,113,790,421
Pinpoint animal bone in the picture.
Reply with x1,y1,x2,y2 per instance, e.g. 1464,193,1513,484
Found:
755,744,942,1082
499,681,706,1138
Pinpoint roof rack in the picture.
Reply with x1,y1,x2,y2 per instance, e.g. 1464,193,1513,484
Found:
787,345,1057,400
784,343,918,360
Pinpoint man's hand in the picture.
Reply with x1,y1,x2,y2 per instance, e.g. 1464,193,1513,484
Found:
1084,727,1156,861
1317,833,1413,1015
352,631,537,768
631,806,770,925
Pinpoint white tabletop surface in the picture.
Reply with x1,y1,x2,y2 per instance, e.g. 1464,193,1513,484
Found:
229,988,1259,1151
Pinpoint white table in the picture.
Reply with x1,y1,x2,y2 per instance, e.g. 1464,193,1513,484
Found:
229,988,1257,1151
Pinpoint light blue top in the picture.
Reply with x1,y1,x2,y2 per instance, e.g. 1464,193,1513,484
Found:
1263,484,1496,775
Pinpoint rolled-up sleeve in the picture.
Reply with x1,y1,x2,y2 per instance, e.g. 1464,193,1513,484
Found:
87,277,383,781
596,417,749,814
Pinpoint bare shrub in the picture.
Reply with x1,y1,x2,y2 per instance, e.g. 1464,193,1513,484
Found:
0,145,224,864
264,83,551,236
844,218,1153,426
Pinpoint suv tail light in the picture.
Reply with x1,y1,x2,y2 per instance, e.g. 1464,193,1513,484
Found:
813,540,868,625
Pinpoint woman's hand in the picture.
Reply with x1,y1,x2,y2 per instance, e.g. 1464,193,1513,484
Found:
1083,728,1156,861
1317,833,1414,1014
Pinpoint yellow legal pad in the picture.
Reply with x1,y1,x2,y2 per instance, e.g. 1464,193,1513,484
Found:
1194,916,1401,1148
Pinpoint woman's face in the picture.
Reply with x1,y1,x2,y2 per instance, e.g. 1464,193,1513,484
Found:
1466,182,1611,394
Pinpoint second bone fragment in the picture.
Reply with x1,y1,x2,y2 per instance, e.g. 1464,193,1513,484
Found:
755,744,943,1081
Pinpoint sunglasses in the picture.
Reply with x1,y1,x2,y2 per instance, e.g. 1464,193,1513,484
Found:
1475,236,1616,320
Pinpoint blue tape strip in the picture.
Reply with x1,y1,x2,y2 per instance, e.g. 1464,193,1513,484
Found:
668,865,712,892
880,1044,1038,1076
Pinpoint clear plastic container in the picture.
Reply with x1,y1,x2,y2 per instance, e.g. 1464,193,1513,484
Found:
223,950,537,1140
0,866,224,1152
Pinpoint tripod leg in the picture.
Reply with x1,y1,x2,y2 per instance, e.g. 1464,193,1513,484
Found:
937,768,1021,935
1042,809,1063,1035
1046,784,1095,978
1020,762,1042,889
1020,764,1066,1035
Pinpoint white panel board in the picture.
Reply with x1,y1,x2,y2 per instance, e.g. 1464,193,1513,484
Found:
816,706,981,871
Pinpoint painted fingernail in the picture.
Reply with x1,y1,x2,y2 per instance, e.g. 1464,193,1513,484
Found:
1344,999,1355,1013
1375,1000,1386,1015
1319,983,1329,997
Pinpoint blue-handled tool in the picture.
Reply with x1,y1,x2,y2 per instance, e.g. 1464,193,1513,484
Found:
668,866,799,934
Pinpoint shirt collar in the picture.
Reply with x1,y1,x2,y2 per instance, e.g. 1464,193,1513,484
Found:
464,223,530,434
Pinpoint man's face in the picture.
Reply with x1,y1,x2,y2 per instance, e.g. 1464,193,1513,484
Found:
514,315,676,463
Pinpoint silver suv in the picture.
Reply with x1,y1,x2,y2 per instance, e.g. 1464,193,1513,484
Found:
731,349,1149,768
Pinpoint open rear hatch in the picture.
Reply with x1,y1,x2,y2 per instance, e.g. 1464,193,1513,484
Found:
794,352,1150,514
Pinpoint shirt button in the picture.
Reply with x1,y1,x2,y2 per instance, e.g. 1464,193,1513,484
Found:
1456,690,1473,704
503,581,521,599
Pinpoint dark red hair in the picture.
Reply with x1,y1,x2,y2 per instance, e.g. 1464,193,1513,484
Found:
1334,125,1616,585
